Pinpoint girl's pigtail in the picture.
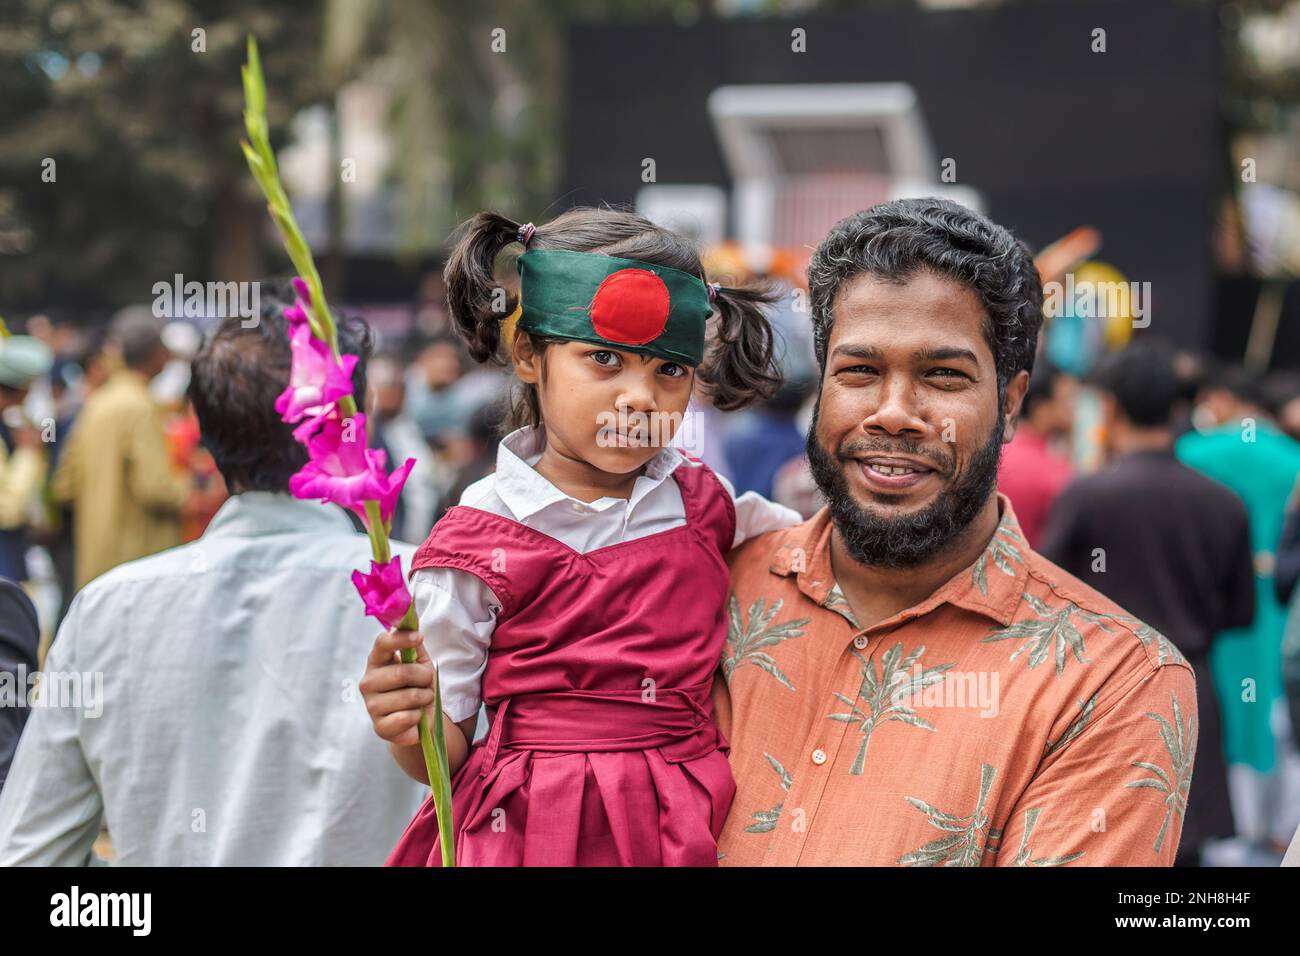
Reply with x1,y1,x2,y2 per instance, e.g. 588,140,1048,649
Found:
444,212,526,364
698,281,784,411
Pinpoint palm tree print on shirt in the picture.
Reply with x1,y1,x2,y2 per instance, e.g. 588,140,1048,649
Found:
899,762,1001,867
1004,807,1085,866
972,516,1023,595
745,752,793,833
1125,690,1194,854
822,581,861,629
722,594,809,691
1044,693,1099,757
1116,616,1189,668
980,592,1114,677
828,643,956,775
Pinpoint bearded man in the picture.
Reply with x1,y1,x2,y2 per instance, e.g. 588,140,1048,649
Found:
715,198,1197,867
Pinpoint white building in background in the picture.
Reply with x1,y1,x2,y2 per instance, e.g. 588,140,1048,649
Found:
638,82,981,275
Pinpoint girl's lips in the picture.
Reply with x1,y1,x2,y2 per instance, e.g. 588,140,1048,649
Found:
857,460,934,491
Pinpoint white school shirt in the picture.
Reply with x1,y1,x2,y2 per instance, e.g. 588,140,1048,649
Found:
413,424,804,722
0,493,429,866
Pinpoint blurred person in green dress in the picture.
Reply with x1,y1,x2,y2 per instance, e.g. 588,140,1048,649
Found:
1177,363,1300,858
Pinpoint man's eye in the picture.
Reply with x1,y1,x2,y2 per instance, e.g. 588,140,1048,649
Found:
841,365,877,375
929,368,967,381
591,350,619,367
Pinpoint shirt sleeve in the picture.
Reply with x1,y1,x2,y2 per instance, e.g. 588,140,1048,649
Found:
713,471,803,550
994,661,1197,866
0,596,104,866
410,566,500,724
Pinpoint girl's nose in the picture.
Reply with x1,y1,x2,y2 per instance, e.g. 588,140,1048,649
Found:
615,373,659,413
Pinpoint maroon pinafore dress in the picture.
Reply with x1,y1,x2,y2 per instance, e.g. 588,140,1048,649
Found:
385,460,737,866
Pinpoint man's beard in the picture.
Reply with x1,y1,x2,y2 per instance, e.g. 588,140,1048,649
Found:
805,399,1005,569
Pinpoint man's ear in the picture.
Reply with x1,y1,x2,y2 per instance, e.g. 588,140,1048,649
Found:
1001,369,1030,442
511,331,540,385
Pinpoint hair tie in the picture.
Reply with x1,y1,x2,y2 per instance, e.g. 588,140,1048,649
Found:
517,222,536,248
707,281,721,302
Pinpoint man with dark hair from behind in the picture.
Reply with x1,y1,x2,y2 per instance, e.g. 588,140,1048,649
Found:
1041,341,1254,866
0,280,427,865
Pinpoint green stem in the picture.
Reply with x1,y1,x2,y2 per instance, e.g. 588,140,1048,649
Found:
241,35,455,865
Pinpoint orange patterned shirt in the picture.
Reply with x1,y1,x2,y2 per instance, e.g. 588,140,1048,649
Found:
716,494,1197,866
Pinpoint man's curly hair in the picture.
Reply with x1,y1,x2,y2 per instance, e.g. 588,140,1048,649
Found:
807,197,1044,395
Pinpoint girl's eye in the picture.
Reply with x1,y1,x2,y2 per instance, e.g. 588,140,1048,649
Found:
590,350,619,367
660,362,686,378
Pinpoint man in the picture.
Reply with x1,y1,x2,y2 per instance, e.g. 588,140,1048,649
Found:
1176,363,1300,858
0,335,54,582
0,287,427,865
51,310,191,590
716,198,1196,866
995,361,1074,547
1040,342,1253,866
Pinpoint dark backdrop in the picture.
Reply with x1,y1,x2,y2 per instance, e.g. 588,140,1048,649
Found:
557,0,1220,354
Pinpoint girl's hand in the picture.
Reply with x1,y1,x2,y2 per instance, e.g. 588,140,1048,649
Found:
360,627,437,747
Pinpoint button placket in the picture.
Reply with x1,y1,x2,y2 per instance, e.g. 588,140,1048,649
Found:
770,658,856,867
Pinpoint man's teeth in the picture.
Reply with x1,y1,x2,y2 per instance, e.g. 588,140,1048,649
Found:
868,464,920,476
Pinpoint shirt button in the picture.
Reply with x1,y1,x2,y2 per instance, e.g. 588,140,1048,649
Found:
811,748,827,765
852,635,868,650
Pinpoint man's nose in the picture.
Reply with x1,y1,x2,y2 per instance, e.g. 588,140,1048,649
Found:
861,375,926,436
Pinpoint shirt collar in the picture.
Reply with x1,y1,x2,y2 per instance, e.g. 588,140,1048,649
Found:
768,492,1029,630
492,423,694,522
202,491,356,539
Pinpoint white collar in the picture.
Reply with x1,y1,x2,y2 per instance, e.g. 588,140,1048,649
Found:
493,424,697,522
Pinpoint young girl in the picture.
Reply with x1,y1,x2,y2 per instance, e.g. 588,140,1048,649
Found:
363,207,803,866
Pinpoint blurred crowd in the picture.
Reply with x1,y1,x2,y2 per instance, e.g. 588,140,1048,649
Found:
5,270,1300,867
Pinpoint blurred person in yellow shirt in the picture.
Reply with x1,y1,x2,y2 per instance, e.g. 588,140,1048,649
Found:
51,310,191,590
0,335,54,583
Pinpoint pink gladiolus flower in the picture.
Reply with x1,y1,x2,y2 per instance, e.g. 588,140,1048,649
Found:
283,302,308,326
351,556,411,630
292,276,311,303
347,453,416,528
288,412,388,509
274,321,357,427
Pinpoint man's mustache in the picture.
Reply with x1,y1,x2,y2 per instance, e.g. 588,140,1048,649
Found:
837,438,955,476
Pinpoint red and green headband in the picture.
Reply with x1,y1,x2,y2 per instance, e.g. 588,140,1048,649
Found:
515,249,716,367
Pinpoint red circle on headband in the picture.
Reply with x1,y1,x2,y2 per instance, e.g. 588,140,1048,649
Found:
589,268,671,345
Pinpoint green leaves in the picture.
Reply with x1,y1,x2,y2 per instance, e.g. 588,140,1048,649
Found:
1125,690,1194,855
722,594,809,691
898,762,1000,867
972,516,1023,595
744,753,793,834
829,643,954,775
239,36,335,351
981,592,1112,677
